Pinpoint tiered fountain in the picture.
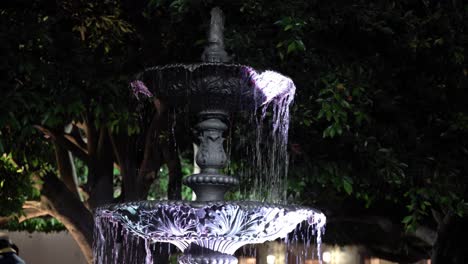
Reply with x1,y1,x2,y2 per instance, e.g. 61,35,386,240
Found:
94,7,326,264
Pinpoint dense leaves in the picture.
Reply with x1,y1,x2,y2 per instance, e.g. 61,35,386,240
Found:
4,217,64,233
0,154,36,216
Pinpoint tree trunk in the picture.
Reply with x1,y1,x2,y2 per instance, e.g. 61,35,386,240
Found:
110,132,162,201
41,173,94,264
431,214,468,264
54,142,81,198
110,111,163,201
87,127,114,207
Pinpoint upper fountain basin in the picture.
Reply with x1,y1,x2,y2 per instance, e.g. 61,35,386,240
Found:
95,200,325,255
131,63,296,112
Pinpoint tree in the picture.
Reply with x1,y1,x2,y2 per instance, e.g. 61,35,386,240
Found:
269,1,468,263
1,0,468,264
1,0,188,261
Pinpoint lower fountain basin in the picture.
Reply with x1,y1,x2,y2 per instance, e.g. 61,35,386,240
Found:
94,200,326,255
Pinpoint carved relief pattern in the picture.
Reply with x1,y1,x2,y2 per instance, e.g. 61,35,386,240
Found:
95,201,326,256
135,63,259,112
196,129,226,170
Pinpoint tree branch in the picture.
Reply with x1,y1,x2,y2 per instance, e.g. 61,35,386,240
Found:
18,208,49,222
87,127,114,208
64,128,87,151
0,201,49,225
54,142,81,199
34,125,89,164
84,113,98,158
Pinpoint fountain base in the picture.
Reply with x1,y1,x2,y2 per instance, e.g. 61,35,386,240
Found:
179,245,238,264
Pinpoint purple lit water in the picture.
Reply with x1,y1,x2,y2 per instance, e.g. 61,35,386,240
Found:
129,65,296,203
94,65,325,264
239,67,295,203
94,202,326,263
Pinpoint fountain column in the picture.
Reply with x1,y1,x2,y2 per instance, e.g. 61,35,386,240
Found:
180,7,240,264
183,7,238,203
201,7,230,63
184,110,238,201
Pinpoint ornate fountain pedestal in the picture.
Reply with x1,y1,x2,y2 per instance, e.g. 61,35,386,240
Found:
184,111,238,202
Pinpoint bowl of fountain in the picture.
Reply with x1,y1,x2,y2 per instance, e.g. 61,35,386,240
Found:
94,7,325,264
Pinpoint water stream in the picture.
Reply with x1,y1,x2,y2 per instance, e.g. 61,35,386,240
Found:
94,65,325,264
239,68,296,203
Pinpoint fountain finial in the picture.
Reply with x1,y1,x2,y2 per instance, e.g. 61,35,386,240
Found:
201,7,230,63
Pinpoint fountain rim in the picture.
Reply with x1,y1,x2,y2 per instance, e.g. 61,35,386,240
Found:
95,199,326,247
131,62,296,112
134,62,258,78
95,200,325,215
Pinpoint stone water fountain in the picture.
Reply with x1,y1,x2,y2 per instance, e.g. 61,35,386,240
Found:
94,7,326,264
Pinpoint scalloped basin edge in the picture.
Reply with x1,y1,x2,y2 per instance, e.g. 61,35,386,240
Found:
94,200,326,255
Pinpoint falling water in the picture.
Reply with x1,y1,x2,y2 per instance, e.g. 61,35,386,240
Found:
93,64,325,264
239,68,296,203
131,63,296,203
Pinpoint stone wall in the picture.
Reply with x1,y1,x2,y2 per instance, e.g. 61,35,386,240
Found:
2,231,86,264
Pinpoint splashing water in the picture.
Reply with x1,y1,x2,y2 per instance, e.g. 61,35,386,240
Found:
239,67,296,203
94,201,326,263
243,67,296,107
130,80,153,99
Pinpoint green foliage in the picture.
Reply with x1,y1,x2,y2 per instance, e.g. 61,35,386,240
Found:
403,166,468,230
0,154,36,216
276,0,468,234
147,158,193,200
315,70,371,138
74,158,88,186
149,0,191,14
0,0,141,234
67,0,134,53
4,217,65,233
275,16,307,59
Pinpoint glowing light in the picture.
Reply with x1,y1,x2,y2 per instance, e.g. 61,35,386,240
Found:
322,251,331,263
266,255,276,264
243,67,296,106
